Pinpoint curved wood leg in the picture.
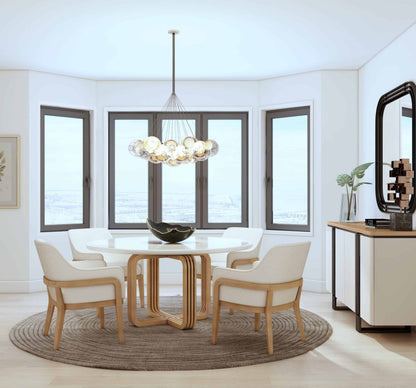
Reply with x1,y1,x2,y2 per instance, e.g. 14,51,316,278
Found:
128,254,199,330
168,255,197,329
43,301,55,336
138,274,145,308
197,254,211,320
255,313,261,331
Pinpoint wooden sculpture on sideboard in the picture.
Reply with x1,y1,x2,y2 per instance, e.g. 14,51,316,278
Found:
388,158,414,230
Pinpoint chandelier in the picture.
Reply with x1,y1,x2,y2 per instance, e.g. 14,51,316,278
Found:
129,30,218,167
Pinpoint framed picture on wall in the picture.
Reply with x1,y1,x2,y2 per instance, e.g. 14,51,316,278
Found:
0,135,20,208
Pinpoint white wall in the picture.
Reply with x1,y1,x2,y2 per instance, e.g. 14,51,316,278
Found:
321,71,358,291
0,71,30,291
359,24,416,221
0,69,359,293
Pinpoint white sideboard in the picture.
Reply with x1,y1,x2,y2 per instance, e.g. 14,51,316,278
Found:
328,221,416,332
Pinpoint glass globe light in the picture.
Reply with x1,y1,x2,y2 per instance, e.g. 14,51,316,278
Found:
193,140,206,156
205,140,213,151
144,136,161,153
176,144,186,161
210,140,219,156
155,144,168,161
134,140,144,152
183,136,196,149
166,158,179,167
128,141,137,156
164,139,178,151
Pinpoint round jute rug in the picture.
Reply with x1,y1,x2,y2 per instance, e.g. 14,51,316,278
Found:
9,297,332,371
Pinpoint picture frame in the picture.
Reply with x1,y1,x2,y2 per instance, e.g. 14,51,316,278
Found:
0,135,20,208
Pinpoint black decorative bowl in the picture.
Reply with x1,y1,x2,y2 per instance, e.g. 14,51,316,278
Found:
146,219,195,243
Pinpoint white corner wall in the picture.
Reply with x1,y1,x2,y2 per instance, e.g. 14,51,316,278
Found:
0,71,30,291
359,24,416,220
0,69,359,293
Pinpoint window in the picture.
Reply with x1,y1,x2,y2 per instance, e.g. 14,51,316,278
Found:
41,106,91,232
108,112,248,229
266,106,310,232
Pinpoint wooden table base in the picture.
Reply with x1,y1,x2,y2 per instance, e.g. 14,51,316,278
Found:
127,254,211,330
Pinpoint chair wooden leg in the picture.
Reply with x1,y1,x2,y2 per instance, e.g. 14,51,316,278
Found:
265,310,273,355
254,313,261,331
212,303,220,345
115,300,124,344
138,275,145,308
98,307,105,329
229,308,234,315
54,307,66,350
43,302,55,336
96,308,100,317
294,303,306,341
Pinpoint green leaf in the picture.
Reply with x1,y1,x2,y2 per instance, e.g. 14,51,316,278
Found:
0,151,4,159
351,162,373,179
352,181,372,191
336,174,353,187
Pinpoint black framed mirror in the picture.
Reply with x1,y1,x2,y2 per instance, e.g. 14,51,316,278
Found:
375,81,416,213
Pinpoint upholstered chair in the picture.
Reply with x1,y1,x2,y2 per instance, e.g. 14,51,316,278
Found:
68,228,145,308
195,227,264,314
212,241,311,355
34,240,125,350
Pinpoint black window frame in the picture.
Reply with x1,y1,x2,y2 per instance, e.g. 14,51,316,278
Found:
40,106,91,232
266,106,311,232
108,111,248,229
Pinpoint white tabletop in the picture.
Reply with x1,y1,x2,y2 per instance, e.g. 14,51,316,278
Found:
86,235,251,256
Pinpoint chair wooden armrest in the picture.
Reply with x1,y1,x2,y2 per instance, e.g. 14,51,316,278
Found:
230,257,260,269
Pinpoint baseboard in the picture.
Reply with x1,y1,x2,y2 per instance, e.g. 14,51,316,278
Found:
0,276,328,294
302,279,328,293
0,279,45,293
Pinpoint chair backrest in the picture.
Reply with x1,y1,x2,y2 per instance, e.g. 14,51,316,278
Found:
222,227,264,256
34,239,74,281
68,228,111,259
251,242,311,284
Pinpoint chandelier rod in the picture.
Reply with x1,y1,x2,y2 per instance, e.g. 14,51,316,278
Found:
169,30,179,95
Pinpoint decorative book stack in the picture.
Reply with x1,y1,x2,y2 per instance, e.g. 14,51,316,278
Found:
388,158,414,230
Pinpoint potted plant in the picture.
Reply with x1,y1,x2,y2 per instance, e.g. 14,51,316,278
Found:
336,162,373,222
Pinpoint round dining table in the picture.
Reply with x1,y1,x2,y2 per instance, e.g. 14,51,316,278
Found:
87,235,250,330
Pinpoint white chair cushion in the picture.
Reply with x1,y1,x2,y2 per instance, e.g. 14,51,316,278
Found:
216,285,298,307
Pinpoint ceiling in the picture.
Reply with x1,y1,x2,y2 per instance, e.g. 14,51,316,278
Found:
0,0,415,80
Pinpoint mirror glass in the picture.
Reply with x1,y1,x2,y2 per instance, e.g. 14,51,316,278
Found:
382,94,413,203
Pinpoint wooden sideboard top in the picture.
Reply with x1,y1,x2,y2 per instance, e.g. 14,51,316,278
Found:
327,221,416,237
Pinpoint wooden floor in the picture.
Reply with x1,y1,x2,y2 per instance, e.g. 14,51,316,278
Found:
1,288,416,388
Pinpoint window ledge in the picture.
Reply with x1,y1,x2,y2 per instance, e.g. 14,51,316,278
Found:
264,229,314,237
